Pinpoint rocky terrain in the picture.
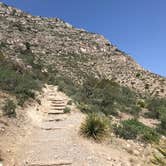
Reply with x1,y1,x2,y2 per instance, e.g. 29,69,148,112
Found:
0,2,166,97
0,2,166,166
0,85,154,166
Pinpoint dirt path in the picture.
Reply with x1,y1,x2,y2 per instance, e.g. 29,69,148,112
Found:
1,85,150,166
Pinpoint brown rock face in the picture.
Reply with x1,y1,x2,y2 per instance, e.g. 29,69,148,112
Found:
0,2,166,97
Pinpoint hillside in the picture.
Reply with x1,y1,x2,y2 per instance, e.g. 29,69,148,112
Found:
0,2,166,98
0,2,166,165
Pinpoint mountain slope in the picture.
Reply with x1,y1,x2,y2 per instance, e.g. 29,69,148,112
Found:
0,2,166,97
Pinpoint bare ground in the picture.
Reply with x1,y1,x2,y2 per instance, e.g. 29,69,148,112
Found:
0,85,153,166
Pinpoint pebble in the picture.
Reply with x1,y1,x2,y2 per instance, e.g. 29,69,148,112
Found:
126,144,131,148
133,150,140,156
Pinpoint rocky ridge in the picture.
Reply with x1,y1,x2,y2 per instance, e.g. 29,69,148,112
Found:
0,2,166,97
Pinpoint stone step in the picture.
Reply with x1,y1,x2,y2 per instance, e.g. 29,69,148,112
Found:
48,111,64,115
42,109,64,114
48,100,66,103
51,102,66,105
50,107,65,110
44,118,63,122
51,104,66,107
29,160,72,166
48,94,56,96
40,127,63,130
49,99,66,101
46,114,67,120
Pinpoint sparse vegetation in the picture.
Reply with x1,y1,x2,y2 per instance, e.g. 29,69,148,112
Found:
42,73,166,142
157,112,166,136
55,76,141,117
145,98,166,136
2,99,16,117
80,112,110,141
0,50,44,106
146,98,166,119
113,119,160,143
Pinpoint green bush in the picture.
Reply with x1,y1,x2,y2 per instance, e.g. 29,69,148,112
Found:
113,119,139,140
81,79,140,116
63,107,71,113
113,119,159,143
137,99,146,108
147,98,166,119
57,80,66,92
146,98,166,136
53,76,141,117
80,112,110,141
2,99,16,117
157,110,166,136
136,73,141,78
0,60,41,106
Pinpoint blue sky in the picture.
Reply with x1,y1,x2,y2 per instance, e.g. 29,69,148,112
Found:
1,0,166,76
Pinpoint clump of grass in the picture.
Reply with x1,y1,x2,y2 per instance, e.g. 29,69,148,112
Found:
80,112,110,142
2,99,16,117
63,107,71,113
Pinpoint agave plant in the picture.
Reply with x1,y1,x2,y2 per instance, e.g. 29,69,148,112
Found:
80,112,111,142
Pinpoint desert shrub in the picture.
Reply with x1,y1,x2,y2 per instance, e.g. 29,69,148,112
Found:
0,51,5,61
141,128,160,143
147,98,166,119
77,103,94,113
67,100,72,105
63,107,71,113
157,110,166,136
0,61,41,105
57,80,66,92
54,76,141,117
113,119,139,140
79,78,140,116
2,99,16,117
113,119,159,143
137,99,146,108
146,98,166,136
80,112,110,141
136,73,141,78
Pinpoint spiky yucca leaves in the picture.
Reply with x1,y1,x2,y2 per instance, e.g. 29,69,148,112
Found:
80,112,110,142
151,140,166,166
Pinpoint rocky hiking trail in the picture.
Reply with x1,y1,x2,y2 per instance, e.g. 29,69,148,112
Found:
0,85,150,166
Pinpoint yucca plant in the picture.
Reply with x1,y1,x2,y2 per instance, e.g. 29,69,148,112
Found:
80,112,110,142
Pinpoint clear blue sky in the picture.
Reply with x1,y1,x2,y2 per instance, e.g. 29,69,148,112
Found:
1,0,166,76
